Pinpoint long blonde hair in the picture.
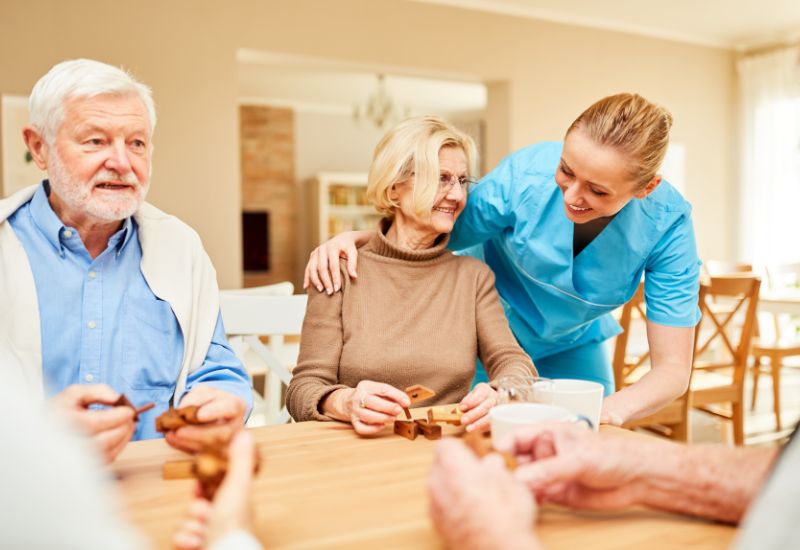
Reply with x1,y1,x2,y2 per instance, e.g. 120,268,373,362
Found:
567,93,672,188
367,116,477,219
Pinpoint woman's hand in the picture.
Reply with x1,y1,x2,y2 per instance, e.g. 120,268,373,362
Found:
326,381,411,435
303,230,372,294
458,382,497,433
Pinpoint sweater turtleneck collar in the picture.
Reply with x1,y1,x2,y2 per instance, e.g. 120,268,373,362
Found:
366,218,451,262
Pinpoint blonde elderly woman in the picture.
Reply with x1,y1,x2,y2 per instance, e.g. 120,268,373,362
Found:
286,116,535,434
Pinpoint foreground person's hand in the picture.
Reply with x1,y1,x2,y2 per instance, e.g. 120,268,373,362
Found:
458,382,497,433
173,430,257,550
499,422,656,510
428,439,541,550
51,384,136,462
166,386,247,453
323,380,411,435
303,230,371,294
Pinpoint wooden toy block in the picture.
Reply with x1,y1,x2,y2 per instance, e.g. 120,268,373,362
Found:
462,430,517,470
394,420,419,440
155,405,202,432
163,459,195,479
404,384,436,404
112,394,155,420
414,419,442,440
427,405,463,425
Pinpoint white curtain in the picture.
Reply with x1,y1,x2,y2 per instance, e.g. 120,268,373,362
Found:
737,46,800,267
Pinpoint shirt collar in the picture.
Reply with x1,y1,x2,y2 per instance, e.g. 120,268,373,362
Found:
29,180,135,257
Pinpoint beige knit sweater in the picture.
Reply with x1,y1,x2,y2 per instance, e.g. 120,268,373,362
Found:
286,227,535,422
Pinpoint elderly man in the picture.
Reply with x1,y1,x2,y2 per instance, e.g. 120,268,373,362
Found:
0,59,252,461
428,422,799,550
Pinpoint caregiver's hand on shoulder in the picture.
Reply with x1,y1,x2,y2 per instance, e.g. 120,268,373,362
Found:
459,382,497,433
325,381,411,435
303,230,371,294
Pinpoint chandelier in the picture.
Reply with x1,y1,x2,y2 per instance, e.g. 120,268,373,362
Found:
353,74,410,129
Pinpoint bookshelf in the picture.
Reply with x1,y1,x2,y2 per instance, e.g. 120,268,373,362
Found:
307,172,382,248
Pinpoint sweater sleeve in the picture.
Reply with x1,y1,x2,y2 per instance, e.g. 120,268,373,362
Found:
474,267,536,380
285,268,350,422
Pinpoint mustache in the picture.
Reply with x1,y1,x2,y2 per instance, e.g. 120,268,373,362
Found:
91,169,141,186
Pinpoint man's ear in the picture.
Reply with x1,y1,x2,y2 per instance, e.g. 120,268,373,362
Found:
22,126,50,171
634,176,662,199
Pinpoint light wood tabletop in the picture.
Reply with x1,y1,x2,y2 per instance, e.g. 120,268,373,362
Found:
114,413,737,549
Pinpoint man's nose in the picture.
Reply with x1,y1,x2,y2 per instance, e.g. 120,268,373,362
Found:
104,139,133,174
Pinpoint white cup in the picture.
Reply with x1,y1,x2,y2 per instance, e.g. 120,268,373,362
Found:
537,379,604,432
489,403,584,448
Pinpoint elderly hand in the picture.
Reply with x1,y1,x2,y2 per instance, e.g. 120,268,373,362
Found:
303,230,371,295
166,386,247,453
326,380,411,436
428,438,540,550
173,430,256,550
498,422,657,510
458,382,497,433
51,384,136,462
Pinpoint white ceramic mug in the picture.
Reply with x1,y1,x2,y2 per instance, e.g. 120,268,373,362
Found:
537,379,604,432
489,403,589,448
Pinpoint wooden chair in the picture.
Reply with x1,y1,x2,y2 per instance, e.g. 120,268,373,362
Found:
750,263,800,431
615,283,697,441
690,275,761,445
220,289,308,425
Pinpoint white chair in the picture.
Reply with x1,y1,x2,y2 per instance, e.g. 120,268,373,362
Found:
220,285,307,425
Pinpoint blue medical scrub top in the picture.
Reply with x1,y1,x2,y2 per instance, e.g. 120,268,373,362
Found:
449,142,701,364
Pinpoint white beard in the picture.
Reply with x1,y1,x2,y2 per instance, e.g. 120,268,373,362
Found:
47,150,149,222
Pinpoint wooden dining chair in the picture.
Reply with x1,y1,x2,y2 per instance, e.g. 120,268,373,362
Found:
615,283,697,442
220,288,308,425
750,262,800,431
690,275,761,445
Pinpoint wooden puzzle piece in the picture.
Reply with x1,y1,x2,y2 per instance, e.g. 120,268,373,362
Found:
462,430,517,470
155,405,202,432
112,394,155,420
394,420,419,440
414,419,442,440
427,405,463,425
404,384,436,404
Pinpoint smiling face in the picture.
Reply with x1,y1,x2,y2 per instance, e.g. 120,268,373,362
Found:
555,127,655,224
45,93,152,225
392,146,469,245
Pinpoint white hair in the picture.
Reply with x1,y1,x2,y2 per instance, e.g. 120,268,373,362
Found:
29,58,157,143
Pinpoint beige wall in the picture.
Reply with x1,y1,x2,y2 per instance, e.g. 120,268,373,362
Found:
0,0,736,287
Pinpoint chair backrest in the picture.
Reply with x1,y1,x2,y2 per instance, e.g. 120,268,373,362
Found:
220,291,308,425
702,260,755,276
612,283,647,391
693,275,761,388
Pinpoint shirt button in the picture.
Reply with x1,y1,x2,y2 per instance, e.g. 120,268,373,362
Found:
88,271,97,279
85,373,94,382
87,320,97,329
63,230,73,238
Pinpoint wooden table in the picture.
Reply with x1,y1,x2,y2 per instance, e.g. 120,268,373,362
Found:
759,291,800,316
114,417,736,549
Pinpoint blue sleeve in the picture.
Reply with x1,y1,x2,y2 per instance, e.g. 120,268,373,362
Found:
183,311,254,417
448,154,518,251
644,211,702,327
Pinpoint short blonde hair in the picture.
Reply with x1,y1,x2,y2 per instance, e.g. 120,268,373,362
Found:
566,93,673,188
367,116,477,219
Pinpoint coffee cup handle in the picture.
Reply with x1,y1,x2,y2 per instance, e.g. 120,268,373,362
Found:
572,414,594,430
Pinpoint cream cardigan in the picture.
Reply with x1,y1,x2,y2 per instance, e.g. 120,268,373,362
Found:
0,184,220,402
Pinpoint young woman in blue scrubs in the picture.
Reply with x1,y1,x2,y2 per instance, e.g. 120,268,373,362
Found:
303,94,700,427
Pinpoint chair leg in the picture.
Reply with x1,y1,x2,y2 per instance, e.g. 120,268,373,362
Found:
732,401,745,446
671,419,689,443
751,355,762,411
770,354,782,432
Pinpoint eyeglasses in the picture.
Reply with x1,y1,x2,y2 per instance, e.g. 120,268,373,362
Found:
439,172,478,192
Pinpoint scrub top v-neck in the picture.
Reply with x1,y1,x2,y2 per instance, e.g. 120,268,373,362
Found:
449,141,701,363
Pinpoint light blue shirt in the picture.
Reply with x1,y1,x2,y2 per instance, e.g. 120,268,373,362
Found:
450,142,701,362
8,182,253,440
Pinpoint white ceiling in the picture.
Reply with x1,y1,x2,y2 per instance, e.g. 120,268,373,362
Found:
410,0,800,49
